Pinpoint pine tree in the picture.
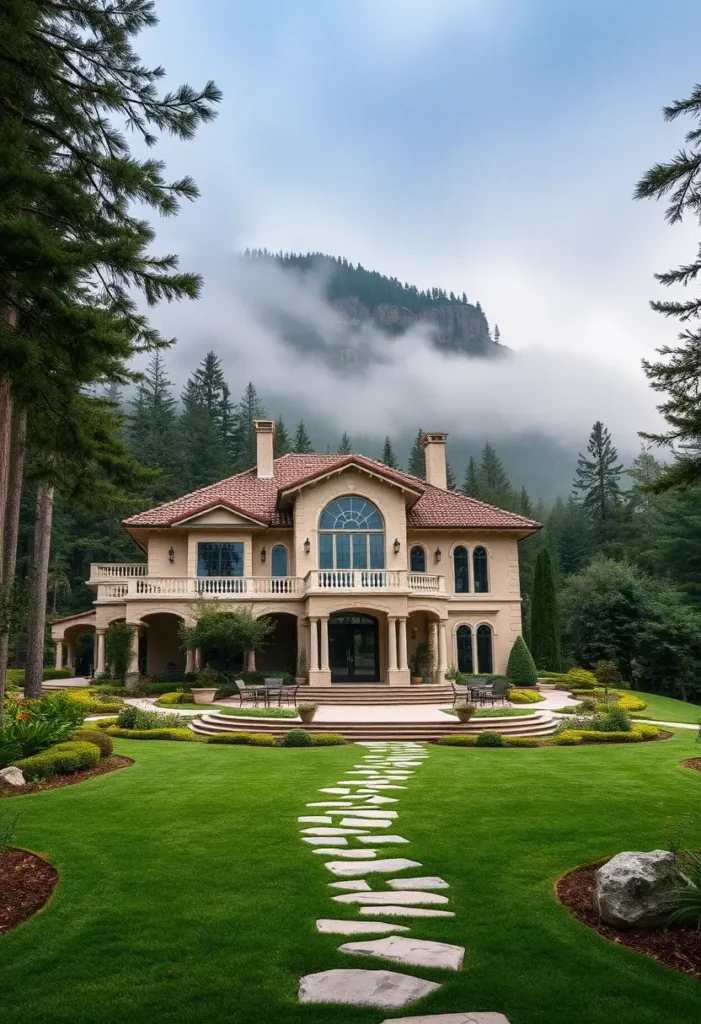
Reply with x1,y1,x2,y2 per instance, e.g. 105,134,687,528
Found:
494,324,501,344
554,497,591,577
337,432,353,455
479,442,514,508
408,430,425,478
462,457,481,498
128,353,178,498
274,416,291,458
446,463,457,491
218,384,237,465
192,351,227,420
380,436,400,470
573,421,623,535
179,379,230,491
234,383,267,469
292,420,314,454
518,486,533,518
530,548,562,670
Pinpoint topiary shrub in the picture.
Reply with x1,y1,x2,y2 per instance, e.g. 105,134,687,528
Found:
15,741,101,781
563,668,598,689
438,735,478,746
475,730,504,747
282,729,312,747
506,636,538,688
310,733,347,746
635,724,661,739
72,729,113,759
105,727,195,741
504,736,539,748
509,689,544,704
616,694,647,712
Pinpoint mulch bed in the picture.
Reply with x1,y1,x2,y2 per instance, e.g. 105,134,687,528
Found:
681,757,701,772
0,755,133,798
0,848,57,934
556,862,701,979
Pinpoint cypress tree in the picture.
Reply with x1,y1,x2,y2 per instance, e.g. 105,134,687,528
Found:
408,429,425,478
274,416,291,458
573,421,623,535
380,436,400,470
337,432,353,454
530,548,562,670
292,420,314,454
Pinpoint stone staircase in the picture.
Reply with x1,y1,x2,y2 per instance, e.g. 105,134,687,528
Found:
292,685,455,705
190,709,558,742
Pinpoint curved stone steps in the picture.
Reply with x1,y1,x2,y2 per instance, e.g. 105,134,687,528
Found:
293,685,455,705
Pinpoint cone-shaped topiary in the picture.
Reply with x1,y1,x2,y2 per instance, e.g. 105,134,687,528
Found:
506,635,539,687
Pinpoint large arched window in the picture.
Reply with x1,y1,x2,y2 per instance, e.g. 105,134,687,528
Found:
477,624,493,673
473,546,489,593
271,545,288,577
318,497,385,570
454,546,469,593
410,545,426,573
456,625,473,673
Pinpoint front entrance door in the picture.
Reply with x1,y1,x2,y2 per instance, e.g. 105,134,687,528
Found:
329,614,380,682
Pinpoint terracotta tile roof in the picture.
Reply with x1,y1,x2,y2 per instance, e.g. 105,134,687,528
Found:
123,454,540,532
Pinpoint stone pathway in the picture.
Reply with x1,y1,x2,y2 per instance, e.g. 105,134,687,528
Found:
296,741,511,1020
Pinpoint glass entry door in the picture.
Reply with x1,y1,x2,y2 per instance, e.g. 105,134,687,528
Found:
329,614,380,682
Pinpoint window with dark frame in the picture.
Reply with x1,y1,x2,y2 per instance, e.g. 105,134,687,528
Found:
197,541,244,577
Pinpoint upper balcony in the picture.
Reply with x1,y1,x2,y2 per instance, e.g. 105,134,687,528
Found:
88,564,446,600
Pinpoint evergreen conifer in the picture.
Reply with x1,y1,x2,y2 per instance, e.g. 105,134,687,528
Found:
337,432,353,454
380,436,400,469
506,635,539,687
408,430,425,478
292,420,314,454
274,416,291,458
573,421,623,535
530,548,562,670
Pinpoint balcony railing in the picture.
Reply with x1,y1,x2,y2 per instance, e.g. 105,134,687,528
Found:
90,563,147,581
92,568,446,601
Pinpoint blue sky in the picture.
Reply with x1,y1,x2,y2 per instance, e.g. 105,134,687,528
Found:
134,0,701,447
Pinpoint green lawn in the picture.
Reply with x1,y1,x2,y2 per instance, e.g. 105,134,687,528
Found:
629,691,701,724
2,732,701,1024
442,707,538,718
154,701,298,718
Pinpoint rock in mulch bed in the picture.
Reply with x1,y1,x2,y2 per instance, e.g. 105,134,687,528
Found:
0,755,133,798
681,757,701,772
0,848,57,934
556,862,701,979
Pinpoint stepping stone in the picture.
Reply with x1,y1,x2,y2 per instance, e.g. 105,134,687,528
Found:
361,784,407,791
348,769,382,774
320,788,351,795
313,848,378,858
328,809,397,819
340,818,393,828
388,876,449,889
329,880,372,891
303,837,348,846
301,827,368,835
298,816,333,824
317,919,410,935
359,906,455,918
325,858,422,877
298,969,440,1009
307,801,354,807
380,1016,511,1024
334,891,449,906
358,835,409,844
339,935,465,971
365,796,398,805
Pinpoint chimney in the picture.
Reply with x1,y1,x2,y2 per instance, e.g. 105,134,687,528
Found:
254,419,275,478
422,432,448,489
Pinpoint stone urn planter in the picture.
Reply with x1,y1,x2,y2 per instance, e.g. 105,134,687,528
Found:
411,676,423,686
298,703,318,724
296,676,308,686
192,688,218,705
455,703,477,723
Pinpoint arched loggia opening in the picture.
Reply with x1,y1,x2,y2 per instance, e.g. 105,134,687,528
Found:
257,613,298,675
140,613,186,675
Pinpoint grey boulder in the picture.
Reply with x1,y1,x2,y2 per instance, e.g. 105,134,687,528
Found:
0,766,25,787
594,850,693,928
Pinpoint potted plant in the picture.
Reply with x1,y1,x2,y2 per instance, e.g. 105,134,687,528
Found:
296,649,308,686
455,702,477,723
410,642,434,685
298,702,318,724
191,667,220,705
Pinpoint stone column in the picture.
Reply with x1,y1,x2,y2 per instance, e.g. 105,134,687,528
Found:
387,617,398,671
55,640,63,670
398,617,408,671
195,648,202,671
185,648,195,674
66,643,74,671
320,616,330,672
95,630,106,675
128,627,140,676
247,649,256,671
309,618,319,671
437,621,448,680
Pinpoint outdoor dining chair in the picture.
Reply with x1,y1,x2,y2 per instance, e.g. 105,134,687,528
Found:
236,680,260,707
451,681,470,706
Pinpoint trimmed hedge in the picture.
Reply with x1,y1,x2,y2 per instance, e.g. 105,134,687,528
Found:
14,741,101,781
503,736,540,748
7,667,74,685
509,689,544,704
552,732,584,746
106,727,195,741
553,726,659,745
94,718,119,729
72,729,113,758
156,690,193,705
439,735,478,746
205,732,276,746
310,733,347,746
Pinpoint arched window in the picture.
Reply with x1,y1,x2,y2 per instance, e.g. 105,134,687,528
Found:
410,546,426,573
271,545,288,577
473,546,489,593
477,624,493,674
318,496,385,570
456,625,473,673
454,546,469,593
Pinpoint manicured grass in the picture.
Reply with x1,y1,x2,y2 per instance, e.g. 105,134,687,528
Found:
442,707,538,718
2,732,701,1023
154,701,297,718
628,691,701,724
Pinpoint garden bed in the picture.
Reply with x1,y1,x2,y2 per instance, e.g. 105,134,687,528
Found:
0,756,133,798
556,862,701,980
0,848,57,934
681,757,701,772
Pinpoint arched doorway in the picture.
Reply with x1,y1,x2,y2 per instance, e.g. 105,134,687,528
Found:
329,613,380,682
257,613,297,675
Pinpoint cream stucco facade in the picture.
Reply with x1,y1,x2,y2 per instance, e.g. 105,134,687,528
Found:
51,426,537,684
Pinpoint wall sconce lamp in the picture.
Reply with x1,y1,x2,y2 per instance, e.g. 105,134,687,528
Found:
434,547,442,563
304,538,311,555
168,546,175,564
393,538,401,555
260,546,267,564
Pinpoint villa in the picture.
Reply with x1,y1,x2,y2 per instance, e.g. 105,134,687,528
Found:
51,422,539,685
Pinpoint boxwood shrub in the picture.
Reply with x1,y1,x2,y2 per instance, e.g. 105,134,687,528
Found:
509,689,544,704
282,729,312,747
475,730,505,747
72,729,113,758
106,727,195,741
310,733,347,746
503,736,539,747
205,732,276,746
438,735,478,746
15,740,101,781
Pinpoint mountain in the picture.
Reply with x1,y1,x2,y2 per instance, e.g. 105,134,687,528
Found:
241,249,504,358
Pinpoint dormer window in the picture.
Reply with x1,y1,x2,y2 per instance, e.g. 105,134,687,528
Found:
318,496,385,570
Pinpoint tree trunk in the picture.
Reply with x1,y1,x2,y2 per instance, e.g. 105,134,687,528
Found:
0,403,27,722
24,481,55,698
0,376,12,566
